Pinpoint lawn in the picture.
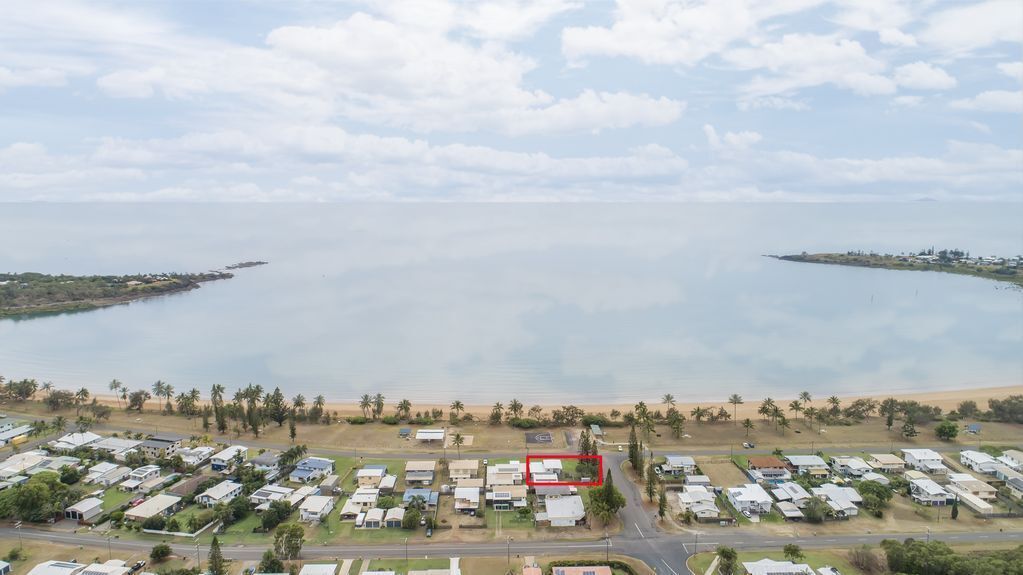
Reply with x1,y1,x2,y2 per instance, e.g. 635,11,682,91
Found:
341,457,399,491
687,548,863,574
486,508,535,531
101,488,136,512
365,558,449,571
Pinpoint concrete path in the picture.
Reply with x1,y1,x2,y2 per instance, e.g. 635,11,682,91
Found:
703,556,719,575
337,559,354,575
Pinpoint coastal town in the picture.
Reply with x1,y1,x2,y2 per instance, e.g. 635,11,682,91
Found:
774,249,1023,287
0,384,1020,575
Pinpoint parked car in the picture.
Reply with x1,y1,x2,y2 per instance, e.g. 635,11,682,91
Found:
742,442,755,449
653,466,663,476
483,459,489,465
426,527,433,537
617,445,623,452
742,509,752,518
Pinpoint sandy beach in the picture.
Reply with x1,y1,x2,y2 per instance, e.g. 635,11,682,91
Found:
91,384,1023,421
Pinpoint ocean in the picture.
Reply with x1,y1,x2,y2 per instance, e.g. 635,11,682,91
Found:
0,203,1020,404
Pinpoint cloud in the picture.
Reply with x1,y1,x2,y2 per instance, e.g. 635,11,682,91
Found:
894,61,957,91
919,0,1023,54
892,95,922,108
498,90,685,135
998,62,1023,84
0,66,67,90
950,90,1023,113
703,124,762,151
878,28,917,47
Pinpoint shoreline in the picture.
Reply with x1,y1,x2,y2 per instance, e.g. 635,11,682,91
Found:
89,384,1023,421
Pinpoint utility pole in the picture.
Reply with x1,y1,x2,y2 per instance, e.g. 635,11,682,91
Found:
196,542,201,572
507,537,513,565
15,522,22,549
107,536,112,560
604,531,610,561
404,537,408,568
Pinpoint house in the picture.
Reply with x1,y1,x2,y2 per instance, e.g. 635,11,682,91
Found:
448,459,479,480
290,457,334,483
379,474,397,494
211,446,248,472
1007,477,1023,500
727,484,773,515
50,432,103,452
994,464,1023,482
775,501,804,521
997,449,1023,470
784,455,829,478
120,465,161,491
662,455,696,475
168,475,213,497
26,454,81,476
177,446,215,467
454,486,481,512
0,559,9,575
488,484,528,510
771,482,812,508
861,472,890,486
909,478,952,505
196,480,243,507
415,429,445,442
402,488,439,510
811,484,861,517
676,485,719,519
0,425,32,447
405,460,437,485
960,450,999,474
356,467,387,488
551,568,612,575
867,453,906,473
535,494,585,527
902,449,947,474
298,565,337,575
77,560,132,575
250,484,294,507
533,484,573,502
362,507,384,529
742,559,813,575
685,474,712,487
65,497,103,523
249,452,282,478
25,561,87,575
319,475,340,495
487,461,526,486
0,417,22,434
124,494,182,522
954,491,994,515
385,507,405,527
140,433,183,459
90,437,142,461
830,456,871,477
746,456,791,484
299,495,335,522
349,487,380,510
85,462,130,487
947,472,997,500
529,459,564,479
590,424,604,437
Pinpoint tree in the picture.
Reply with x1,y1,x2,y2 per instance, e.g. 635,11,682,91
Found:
261,500,293,530
372,393,385,419
951,497,959,520
402,507,421,529
690,406,708,424
207,537,227,575
109,379,124,409
397,398,412,419
957,400,978,419
742,418,754,437
127,390,151,412
288,413,297,442
716,546,738,575
645,461,657,501
74,388,90,415
799,391,812,407
489,402,504,425
452,433,464,458
788,400,803,421
450,400,464,418
935,419,959,441
257,550,283,574
264,387,289,426
150,544,172,563
827,395,841,415
657,486,667,519
783,544,804,562
627,426,642,472
662,394,675,407
508,399,523,419
272,523,305,559
778,416,790,435
901,420,918,438
728,394,743,426
588,469,625,524
359,394,373,418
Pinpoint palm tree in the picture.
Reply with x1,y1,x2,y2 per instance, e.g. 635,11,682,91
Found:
803,407,818,429
814,409,827,433
211,384,225,405
109,379,123,409
508,399,523,419
662,394,675,407
397,399,412,419
452,432,465,458
450,400,464,418
757,398,776,421
770,406,783,429
690,406,708,424
728,394,743,426
372,393,385,418
827,395,841,415
799,391,812,407
359,394,373,418
188,388,201,407
528,405,543,419
163,383,175,413
292,394,306,416
51,415,67,433
788,400,803,421
778,416,790,435
74,388,90,415
742,418,754,437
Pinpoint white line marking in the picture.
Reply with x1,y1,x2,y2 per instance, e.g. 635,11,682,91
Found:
635,522,645,538
662,559,680,575
682,543,689,554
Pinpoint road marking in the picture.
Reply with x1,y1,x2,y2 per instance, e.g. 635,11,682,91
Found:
635,522,645,538
682,543,688,553
661,559,680,575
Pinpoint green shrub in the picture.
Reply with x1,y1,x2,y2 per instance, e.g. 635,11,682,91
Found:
381,416,400,425
345,416,369,424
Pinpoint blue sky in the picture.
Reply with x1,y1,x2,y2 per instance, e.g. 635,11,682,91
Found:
1,0,1021,201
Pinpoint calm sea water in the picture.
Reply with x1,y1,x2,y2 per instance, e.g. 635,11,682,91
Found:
0,203,1020,404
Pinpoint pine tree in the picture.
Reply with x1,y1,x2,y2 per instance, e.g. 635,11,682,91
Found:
658,486,667,519
627,426,642,472
645,461,657,501
208,537,227,575
951,498,959,520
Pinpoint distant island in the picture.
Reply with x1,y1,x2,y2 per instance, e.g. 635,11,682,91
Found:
771,250,1023,287
0,261,267,318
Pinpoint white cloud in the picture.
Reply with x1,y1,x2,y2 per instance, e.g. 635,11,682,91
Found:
703,124,762,151
894,61,957,91
892,95,922,107
498,90,685,135
998,62,1023,84
878,28,917,47
457,0,581,41
950,90,1023,113
919,0,1023,54
0,66,67,90
725,34,895,98
737,96,809,111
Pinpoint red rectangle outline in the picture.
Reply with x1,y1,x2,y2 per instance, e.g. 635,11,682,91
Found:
524,454,603,487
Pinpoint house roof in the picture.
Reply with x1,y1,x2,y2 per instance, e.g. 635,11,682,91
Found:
415,429,445,441
868,453,905,465
544,495,585,520
148,433,183,442
25,561,86,575
250,452,280,466
296,457,334,469
785,455,827,467
747,456,785,468
405,460,437,472
200,480,241,501
665,455,695,466
728,483,772,503
385,507,405,521
379,475,397,490
902,448,942,460
125,494,181,519
298,564,337,575
357,468,386,478
449,459,479,471
454,487,481,502
911,478,949,496
67,497,103,513
403,489,439,506
53,432,102,448
300,495,333,513
91,437,142,452
365,508,385,522
775,501,804,518
742,559,813,575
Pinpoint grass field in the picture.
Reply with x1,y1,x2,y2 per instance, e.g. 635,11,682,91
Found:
101,488,136,512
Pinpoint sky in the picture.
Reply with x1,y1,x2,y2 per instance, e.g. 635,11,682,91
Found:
0,0,1021,202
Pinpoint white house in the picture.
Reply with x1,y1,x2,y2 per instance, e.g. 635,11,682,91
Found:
415,429,445,442
298,565,337,575
349,487,380,510
448,459,480,480
947,472,997,500
211,446,248,472
960,450,999,474
454,486,481,512
120,465,161,491
85,462,130,487
290,457,334,483
405,460,437,485
356,467,387,488
997,449,1023,470
867,453,906,473
50,432,102,452
811,484,861,517
662,455,696,475
830,456,871,477
909,478,952,505
299,495,335,522
784,455,829,478
742,559,813,575
65,497,103,523
487,461,526,487
384,507,405,527
197,480,243,507
487,484,528,510
25,561,87,575
124,494,182,522
771,482,812,508
250,484,294,507
676,485,719,518
861,472,890,486
536,494,585,527
177,446,215,467
0,425,32,447
89,437,142,461
727,484,773,515
902,449,947,474
362,507,384,529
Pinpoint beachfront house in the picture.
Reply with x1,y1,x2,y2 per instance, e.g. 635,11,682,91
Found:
535,494,585,527
529,459,564,483
662,455,696,475
771,482,812,508
64,497,103,524
784,455,829,478
866,454,905,473
140,433,183,459
196,480,243,508
487,461,526,486
299,495,335,522
356,466,387,488
909,478,953,506
404,461,437,485
727,484,773,515
902,449,947,474
830,456,871,477
960,450,999,474
533,484,573,502
290,457,334,483
742,559,813,575
211,446,248,472
746,456,791,485
448,459,480,480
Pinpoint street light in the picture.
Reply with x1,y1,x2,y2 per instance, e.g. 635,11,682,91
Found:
604,530,610,561
507,537,514,565
107,536,112,560
404,537,408,567
15,521,22,549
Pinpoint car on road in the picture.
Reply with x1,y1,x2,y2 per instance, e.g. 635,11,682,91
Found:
426,527,433,537
618,445,623,452
742,442,755,449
